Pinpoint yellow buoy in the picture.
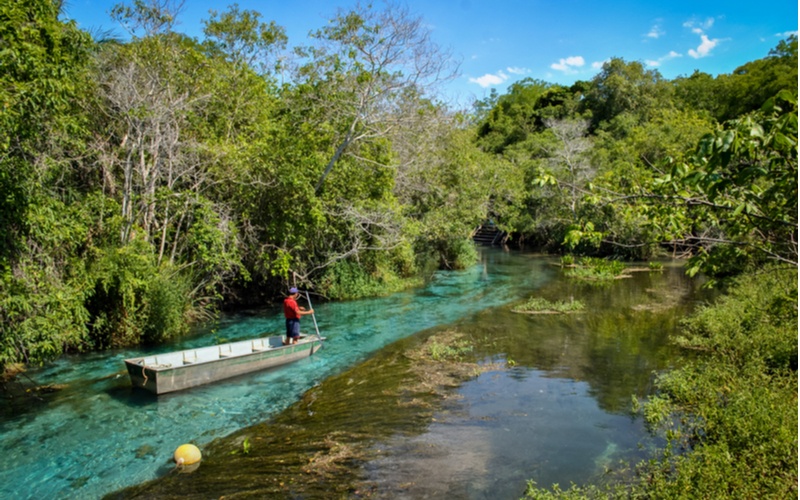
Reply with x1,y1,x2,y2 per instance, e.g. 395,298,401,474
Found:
173,444,202,466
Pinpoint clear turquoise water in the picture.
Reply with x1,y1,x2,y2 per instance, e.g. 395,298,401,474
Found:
2,249,557,499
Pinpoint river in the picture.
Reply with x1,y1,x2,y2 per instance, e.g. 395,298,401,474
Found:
1,250,706,499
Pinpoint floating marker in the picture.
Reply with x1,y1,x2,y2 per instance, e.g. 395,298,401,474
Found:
173,444,202,466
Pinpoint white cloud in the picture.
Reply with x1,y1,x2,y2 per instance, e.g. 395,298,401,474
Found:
468,71,508,88
683,17,715,35
646,51,682,67
688,35,720,58
683,18,721,59
591,59,608,70
506,66,531,75
550,56,585,73
776,30,798,37
646,23,664,39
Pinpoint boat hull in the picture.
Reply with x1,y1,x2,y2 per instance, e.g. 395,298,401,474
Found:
124,335,323,394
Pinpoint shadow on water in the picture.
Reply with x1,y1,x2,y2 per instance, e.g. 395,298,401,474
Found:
111,260,711,499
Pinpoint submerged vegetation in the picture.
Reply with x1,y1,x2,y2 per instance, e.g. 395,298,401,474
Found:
117,328,497,498
427,337,475,361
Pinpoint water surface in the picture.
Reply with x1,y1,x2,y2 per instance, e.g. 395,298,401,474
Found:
2,250,557,499
111,254,707,499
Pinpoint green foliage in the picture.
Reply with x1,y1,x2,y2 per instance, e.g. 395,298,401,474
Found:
563,222,602,250
639,266,797,498
524,481,617,499
0,192,99,366
583,58,671,131
141,271,191,344
0,0,93,266
475,79,582,154
718,35,798,121
86,240,190,348
202,4,287,73
317,255,420,301
650,91,797,277
0,268,90,367
432,238,479,271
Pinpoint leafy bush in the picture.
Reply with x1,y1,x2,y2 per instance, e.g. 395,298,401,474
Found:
141,271,191,344
86,241,192,348
317,258,417,300
434,237,479,270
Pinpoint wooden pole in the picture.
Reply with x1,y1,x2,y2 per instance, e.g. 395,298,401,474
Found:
304,291,323,345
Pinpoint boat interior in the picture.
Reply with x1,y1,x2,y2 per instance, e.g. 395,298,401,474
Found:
127,334,314,369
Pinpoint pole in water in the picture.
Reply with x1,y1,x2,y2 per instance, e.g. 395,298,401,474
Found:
304,290,323,345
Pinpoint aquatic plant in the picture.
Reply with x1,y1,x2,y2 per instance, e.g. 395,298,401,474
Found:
512,297,584,314
428,339,473,361
564,257,627,283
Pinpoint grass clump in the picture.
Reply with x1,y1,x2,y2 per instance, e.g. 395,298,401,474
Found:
513,297,585,314
564,257,627,283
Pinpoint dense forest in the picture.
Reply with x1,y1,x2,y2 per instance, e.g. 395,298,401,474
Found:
1,1,797,495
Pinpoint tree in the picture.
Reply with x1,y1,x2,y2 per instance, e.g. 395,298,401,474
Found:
202,3,287,75
639,92,797,277
292,1,458,193
583,58,671,132
719,35,798,121
0,0,97,368
0,0,93,267
540,118,594,219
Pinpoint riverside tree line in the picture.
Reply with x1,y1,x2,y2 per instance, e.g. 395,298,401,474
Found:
1,2,797,495
2,0,795,369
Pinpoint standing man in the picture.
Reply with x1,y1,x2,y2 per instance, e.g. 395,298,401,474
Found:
283,287,314,345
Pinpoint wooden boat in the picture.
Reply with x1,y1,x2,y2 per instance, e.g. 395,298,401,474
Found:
124,334,324,394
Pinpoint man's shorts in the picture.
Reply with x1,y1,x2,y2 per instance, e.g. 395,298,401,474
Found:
285,318,300,338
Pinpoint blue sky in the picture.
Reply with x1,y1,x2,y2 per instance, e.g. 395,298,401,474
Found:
64,0,798,105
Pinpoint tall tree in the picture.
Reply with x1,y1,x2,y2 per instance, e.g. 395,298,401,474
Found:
0,0,93,267
583,57,670,132
292,1,458,193
0,0,95,367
